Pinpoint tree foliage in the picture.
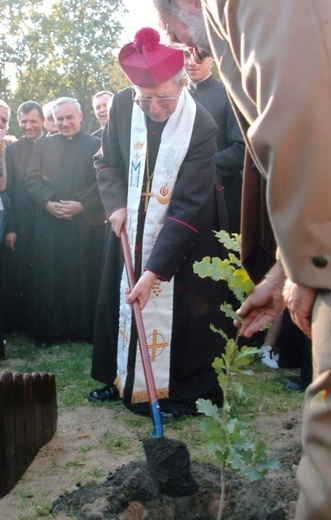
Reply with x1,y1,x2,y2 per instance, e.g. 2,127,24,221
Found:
0,0,130,134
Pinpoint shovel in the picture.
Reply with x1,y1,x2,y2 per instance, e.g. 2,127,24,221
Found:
119,226,163,438
119,227,198,496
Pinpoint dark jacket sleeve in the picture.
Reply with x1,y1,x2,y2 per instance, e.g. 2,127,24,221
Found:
76,136,105,224
214,99,245,179
145,105,218,280
25,139,56,208
4,144,17,233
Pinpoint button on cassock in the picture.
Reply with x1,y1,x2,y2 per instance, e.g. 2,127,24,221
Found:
312,256,328,268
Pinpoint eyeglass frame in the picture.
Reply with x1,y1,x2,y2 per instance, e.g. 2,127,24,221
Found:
164,25,211,65
183,46,210,64
132,84,183,109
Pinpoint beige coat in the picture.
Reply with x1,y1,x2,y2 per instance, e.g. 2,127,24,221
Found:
202,0,331,289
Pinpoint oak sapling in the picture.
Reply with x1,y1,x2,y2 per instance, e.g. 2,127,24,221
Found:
194,231,280,520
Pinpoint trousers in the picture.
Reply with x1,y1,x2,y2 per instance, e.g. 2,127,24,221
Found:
295,290,331,520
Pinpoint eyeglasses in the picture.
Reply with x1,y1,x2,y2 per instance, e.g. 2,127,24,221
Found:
165,28,210,65
132,85,182,110
184,47,210,64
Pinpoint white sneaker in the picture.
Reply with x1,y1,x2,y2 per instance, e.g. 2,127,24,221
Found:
258,345,279,369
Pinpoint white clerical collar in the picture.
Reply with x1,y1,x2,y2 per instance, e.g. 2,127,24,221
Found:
189,72,212,89
29,132,44,143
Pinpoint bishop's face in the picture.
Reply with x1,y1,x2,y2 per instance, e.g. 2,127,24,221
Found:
133,78,184,123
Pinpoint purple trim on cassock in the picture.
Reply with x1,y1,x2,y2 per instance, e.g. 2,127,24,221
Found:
165,216,199,234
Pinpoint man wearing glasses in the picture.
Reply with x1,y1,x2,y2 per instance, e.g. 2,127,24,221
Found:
89,27,228,422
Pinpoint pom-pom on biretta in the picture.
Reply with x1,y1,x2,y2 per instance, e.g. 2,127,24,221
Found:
133,27,160,53
119,27,184,88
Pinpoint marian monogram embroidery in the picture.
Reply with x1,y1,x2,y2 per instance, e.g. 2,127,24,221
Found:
130,144,144,187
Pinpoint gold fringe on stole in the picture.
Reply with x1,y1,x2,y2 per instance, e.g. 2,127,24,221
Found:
114,376,124,399
131,388,169,404
115,376,169,403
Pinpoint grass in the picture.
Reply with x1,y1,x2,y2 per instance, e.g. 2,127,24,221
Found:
1,333,304,409
237,359,304,415
0,332,304,431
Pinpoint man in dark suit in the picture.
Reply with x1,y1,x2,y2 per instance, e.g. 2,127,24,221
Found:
185,50,244,233
26,97,105,346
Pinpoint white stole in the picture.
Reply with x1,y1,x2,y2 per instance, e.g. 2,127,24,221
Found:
117,87,196,403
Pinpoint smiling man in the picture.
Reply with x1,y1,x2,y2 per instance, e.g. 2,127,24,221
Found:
89,28,228,422
25,97,105,347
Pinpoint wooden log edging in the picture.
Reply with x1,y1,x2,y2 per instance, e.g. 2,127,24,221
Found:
0,370,57,497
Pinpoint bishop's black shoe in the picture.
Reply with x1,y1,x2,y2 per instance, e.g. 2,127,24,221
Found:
88,384,120,403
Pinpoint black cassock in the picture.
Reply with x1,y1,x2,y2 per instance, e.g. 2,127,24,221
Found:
2,137,41,333
188,74,245,234
92,87,229,414
26,131,105,341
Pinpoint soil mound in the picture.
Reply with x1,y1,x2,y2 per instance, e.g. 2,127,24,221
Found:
51,443,301,519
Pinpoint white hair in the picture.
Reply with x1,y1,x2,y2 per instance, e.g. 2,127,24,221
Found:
53,97,81,115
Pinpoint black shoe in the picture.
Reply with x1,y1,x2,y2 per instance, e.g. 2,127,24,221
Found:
285,377,305,393
88,384,120,403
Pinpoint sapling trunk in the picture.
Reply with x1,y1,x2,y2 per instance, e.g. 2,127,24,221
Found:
217,328,241,520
